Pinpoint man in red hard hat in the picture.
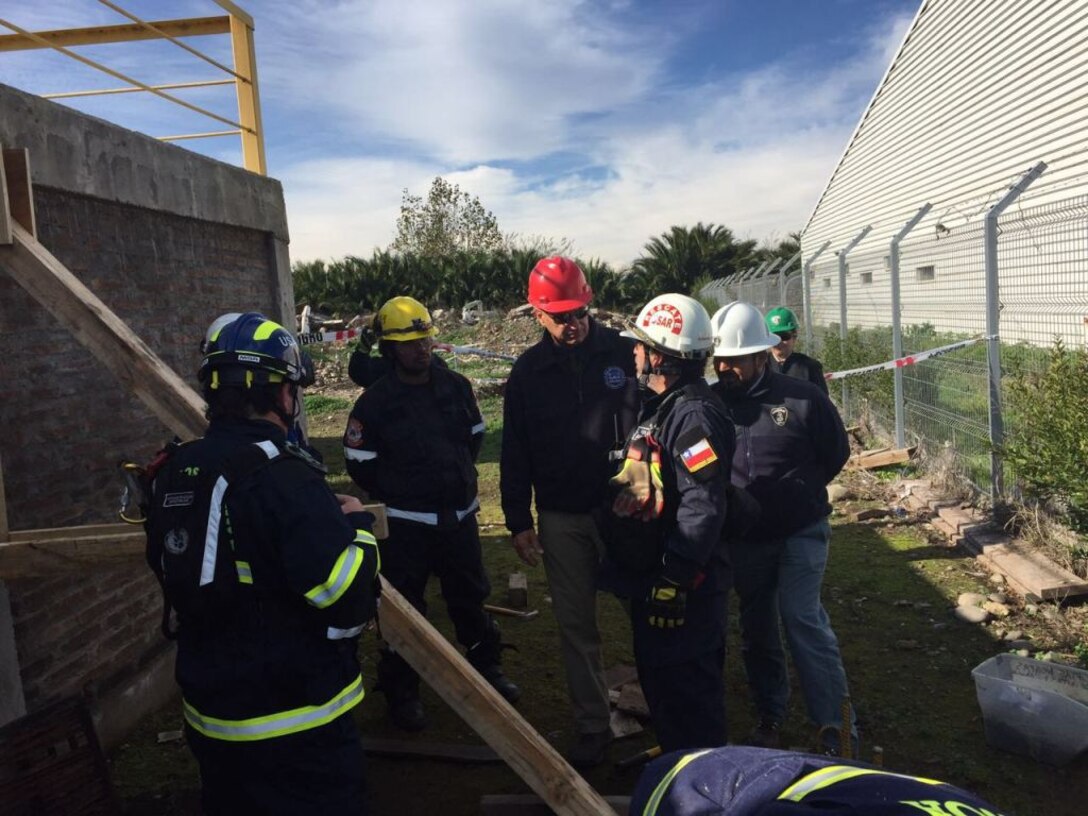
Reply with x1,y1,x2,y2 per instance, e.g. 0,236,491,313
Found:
500,256,638,767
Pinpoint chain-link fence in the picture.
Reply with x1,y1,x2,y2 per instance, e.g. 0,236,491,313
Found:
701,177,1088,504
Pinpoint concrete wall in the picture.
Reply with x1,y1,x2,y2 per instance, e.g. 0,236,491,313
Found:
0,82,295,745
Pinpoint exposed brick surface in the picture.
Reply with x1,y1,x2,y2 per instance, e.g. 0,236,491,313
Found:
1,186,282,712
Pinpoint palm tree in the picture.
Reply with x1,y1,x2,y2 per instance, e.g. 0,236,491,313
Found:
630,223,758,297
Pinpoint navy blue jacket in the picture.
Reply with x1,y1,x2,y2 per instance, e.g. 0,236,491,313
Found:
344,363,484,519
151,418,378,740
712,369,849,540
631,746,1007,816
769,351,829,395
500,320,638,534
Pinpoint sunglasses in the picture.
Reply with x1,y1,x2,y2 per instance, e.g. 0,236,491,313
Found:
775,331,797,342
550,306,589,324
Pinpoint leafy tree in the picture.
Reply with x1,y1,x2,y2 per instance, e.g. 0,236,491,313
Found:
391,177,504,257
629,223,758,297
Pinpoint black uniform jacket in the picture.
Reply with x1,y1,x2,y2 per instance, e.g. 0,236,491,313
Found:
344,362,483,518
500,319,638,534
163,418,377,732
713,369,849,540
638,380,735,584
769,351,829,394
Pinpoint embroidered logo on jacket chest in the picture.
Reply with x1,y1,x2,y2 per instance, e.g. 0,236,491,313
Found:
770,405,789,427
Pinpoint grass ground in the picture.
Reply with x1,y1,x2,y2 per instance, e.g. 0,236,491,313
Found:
109,343,1088,815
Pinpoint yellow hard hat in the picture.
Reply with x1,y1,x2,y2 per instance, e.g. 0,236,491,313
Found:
374,296,435,342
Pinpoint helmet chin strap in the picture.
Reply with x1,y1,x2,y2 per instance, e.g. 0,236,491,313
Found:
272,384,300,430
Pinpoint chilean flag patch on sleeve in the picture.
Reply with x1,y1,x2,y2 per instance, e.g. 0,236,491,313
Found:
680,437,718,473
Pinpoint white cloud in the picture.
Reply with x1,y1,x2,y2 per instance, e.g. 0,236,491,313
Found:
280,6,915,267
1,1,917,269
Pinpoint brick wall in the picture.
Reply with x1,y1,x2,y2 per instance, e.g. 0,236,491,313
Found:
0,187,281,711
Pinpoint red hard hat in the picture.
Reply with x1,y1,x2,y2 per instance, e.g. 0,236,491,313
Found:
527,256,593,313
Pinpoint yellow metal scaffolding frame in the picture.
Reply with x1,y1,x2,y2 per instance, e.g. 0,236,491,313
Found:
0,0,266,175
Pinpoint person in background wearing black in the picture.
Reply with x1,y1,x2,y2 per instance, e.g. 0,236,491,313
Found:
764,306,828,395
344,296,519,732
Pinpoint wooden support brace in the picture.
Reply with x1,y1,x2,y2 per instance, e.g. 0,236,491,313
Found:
0,526,146,579
0,145,11,246
0,451,8,542
378,575,614,816
1,150,35,239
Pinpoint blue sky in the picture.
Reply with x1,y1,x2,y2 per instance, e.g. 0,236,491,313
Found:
2,0,919,267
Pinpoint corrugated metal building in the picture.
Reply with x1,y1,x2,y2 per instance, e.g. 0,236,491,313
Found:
802,0,1088,347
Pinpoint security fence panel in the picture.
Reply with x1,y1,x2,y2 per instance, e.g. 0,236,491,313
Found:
898,222,990,490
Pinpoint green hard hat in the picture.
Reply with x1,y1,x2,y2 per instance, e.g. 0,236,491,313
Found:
765,306,798,334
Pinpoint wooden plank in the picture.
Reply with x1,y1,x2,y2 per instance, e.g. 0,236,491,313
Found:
378,575,614,816
963,536,1088,602
0,529,146,579
849,446,915,470
360,737,501,764
1,150,35,239
0,450,8,542
0,17,230,52
0,223,207,440
483,604,539,620
0,145,11,246
7,522,133,544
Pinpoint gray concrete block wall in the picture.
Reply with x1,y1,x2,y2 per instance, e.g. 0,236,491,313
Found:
0,82,294,738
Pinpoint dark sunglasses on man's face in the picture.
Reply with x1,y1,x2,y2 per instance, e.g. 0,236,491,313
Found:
775,331,797,342
551,306,589,324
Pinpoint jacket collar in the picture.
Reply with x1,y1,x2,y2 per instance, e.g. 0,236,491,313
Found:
534,317,605,370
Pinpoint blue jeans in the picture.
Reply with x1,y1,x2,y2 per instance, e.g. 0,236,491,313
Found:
731,518,855,737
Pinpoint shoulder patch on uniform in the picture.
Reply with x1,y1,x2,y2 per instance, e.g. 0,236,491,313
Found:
680,437,718,474
770,405,789,426
603,366,626,390
344,417,363,447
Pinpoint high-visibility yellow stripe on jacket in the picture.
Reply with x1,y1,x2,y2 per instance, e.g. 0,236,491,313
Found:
641,750,713,816
183,674,365,742
303,530,377,608
778,765,944,802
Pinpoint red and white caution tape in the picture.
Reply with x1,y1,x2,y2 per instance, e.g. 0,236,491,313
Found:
297,328,364,345
825,335,986,381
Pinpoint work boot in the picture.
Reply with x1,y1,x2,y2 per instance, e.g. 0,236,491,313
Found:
815,724,859,759
566,729,613,769
388,698,427,732
747,717,782,749
479,664,521,704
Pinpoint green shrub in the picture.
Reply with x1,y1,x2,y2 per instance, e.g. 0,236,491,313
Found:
1002,339,1088,533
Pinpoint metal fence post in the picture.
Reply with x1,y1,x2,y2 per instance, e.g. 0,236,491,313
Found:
801,241,831,351
985,161,1047,505
777,250,801,304
890,204,932,448
837,227,872,417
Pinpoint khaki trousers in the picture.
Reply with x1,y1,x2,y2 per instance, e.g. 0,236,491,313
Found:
538,510,612,734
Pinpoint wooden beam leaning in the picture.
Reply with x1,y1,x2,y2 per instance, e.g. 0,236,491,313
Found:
377,575,614,816
0,451,8,542
0,17,230,52
0,223,207,440
0,526,145,579
0,145,11,245
1,150,35,239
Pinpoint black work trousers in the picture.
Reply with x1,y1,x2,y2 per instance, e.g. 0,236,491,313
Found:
378,514,492,700
628,563,730,753
186,713,367,815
